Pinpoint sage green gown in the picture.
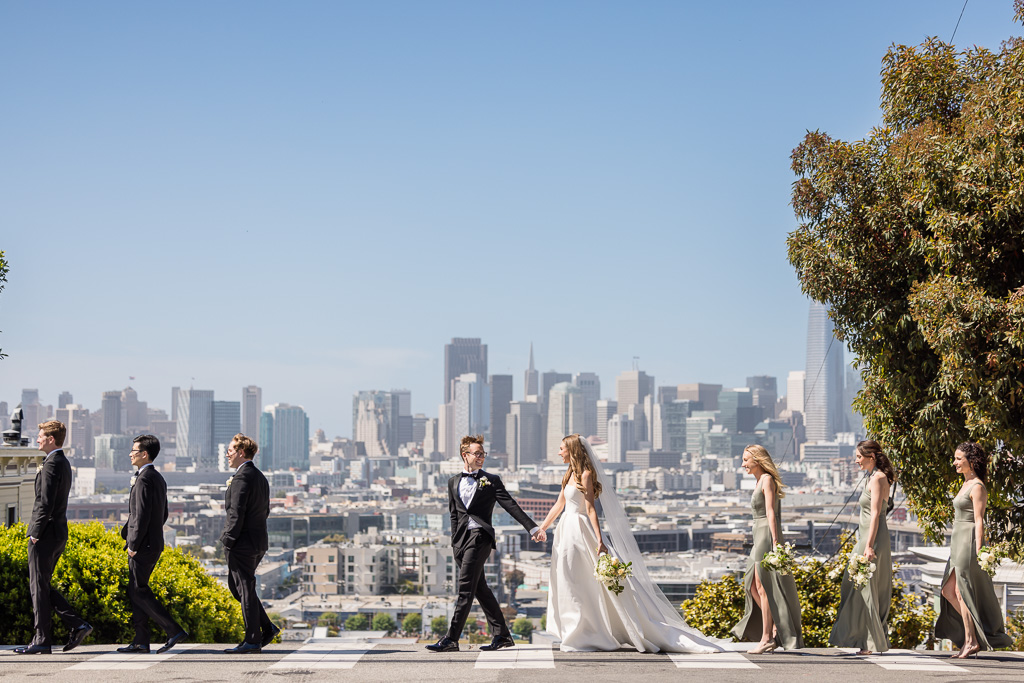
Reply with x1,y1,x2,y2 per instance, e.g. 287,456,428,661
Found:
934,480,1012,650
731,480,804,649
828,482,891,652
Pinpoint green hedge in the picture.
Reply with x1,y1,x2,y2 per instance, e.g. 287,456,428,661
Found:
0,522,243,645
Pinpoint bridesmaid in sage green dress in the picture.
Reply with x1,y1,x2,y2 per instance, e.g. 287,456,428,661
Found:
732,445,804,653
935,442,1012,657
829,440,894,655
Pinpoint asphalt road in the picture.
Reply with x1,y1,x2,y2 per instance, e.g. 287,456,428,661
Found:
1,641,1022,682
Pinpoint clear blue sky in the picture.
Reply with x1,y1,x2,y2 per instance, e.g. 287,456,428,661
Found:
1,1,1019,438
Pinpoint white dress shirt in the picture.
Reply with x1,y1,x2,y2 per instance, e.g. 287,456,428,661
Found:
459,471,482,529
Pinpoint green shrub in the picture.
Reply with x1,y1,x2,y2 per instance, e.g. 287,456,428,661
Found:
511,617,533,639
372,612,396,633
0,522,243,644
345,613,370,631
402,613,422,634
430,615,448,636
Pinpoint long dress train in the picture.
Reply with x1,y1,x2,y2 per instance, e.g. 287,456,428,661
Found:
731,480,804,649
828,484,891,652
934,480,1012,650
546,483,724,653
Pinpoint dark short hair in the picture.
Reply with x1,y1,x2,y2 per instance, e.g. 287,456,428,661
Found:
956,441,988,481
133,434,161,461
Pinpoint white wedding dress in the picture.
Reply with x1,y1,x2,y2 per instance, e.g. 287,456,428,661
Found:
546,443,726,653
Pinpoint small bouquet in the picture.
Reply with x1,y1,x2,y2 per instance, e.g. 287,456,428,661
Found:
477,476,491,488
847,553,876,589
760,542,797,575
595,553,633,596
977,545,1006,577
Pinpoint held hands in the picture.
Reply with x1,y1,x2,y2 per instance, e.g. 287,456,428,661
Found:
531,528,547,543
127,548,137,558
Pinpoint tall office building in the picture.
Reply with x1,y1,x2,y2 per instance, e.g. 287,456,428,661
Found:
719,388,760,433
392,389,413,446
596,400,618,441
524,344,539,399
55,404,92,459
170,387,180,421
452,373,490,441
58,392,73,409
506,401,542,470
438,403,455,459
786,371,806,414
176,388,215,469
686,417,713,456
546,382,585,462
607,414,636,463
94,433,132,471
746,376,778,420
659,400,692,452
488,375,513,453
102,391,123,435
677,383,722,410
845,366,864,437
21,389,41,432
261,403,309,470
573,372,601,439
212,400,241,453
122,386,149,432
444,338,488,403
657,386,679,404
242,386,263,439
805,301,846,442
615,370,654,413
353,391,400,457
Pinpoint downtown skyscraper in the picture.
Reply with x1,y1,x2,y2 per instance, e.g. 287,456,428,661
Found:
804,301,846,442
444,338,487,403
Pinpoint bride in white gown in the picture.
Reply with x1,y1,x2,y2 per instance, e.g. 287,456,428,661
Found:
538,434,726,653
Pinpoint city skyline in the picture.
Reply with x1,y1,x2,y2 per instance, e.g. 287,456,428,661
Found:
2,2,1019,438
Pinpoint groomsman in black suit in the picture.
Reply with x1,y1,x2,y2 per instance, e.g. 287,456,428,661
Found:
117,435,189,654
15,421,92,655
220,434,279,653
426,435,546,653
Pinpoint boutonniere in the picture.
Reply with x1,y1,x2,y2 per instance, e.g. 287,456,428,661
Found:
226,476,234,488
130,475,138,488
36,464,43,474
477,476,491,488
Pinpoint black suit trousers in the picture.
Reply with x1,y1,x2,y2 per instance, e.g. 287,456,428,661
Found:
226,548,271,645
128,547,182,645
447,529,508,641
28,536,86,645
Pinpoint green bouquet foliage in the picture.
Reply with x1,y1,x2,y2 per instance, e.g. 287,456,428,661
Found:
683,534,936,648
0,522,243,645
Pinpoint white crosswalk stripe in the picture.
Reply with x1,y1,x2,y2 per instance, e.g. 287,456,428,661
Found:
66,643,197,670
475,643,555,669
270,642,377,670
669,651,760,669
863,650,969,672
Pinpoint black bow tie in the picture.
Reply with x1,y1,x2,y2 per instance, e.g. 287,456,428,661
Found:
462,471,482,479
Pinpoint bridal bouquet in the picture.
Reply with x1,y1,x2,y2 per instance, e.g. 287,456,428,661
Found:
978,545,1006,577
595,554,633,596
760,542,797,575
847,553,876,589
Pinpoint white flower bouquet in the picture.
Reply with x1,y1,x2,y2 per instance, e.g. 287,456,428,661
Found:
977,545,1005,577
594,553,633,596
760,542,797,575
847,553,876,589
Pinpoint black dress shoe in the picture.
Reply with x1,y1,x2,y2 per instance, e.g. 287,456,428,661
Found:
260,625,281,648
64,624,93,652
156,631,188,654
479,635,516,651
14,644,52,655
223,642,262,654
425,636,458,652
116,643,151,653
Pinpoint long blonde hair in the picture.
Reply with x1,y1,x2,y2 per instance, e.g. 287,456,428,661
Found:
561,434,602,499
744,444,785,499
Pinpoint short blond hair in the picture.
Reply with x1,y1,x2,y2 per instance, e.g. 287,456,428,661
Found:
460,434,484,456
38,420,67,447
232,434,259,458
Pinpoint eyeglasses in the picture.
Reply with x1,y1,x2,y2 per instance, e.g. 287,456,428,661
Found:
466,451,486,458
129,449,145,456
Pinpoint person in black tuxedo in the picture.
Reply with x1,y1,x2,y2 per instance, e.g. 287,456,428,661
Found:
15,420,92,655
220,434,279,653
117,435,188,654
426,434,546,653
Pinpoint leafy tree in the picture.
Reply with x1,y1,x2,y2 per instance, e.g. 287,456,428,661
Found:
504,569,525,605
345,613,370,631
511,617,533,640
1007,606,1024,650
0,522,243,644
788,3,1024,557
682,533,936,648
401,612,422,634
318,611,338,627
430,615,448,637
372,612,396,633
540,612,547,631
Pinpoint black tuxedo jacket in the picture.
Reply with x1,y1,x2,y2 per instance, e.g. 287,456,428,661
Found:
220,460,270,556
120,465,169,552
448,470,536,554
27,449,72,541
